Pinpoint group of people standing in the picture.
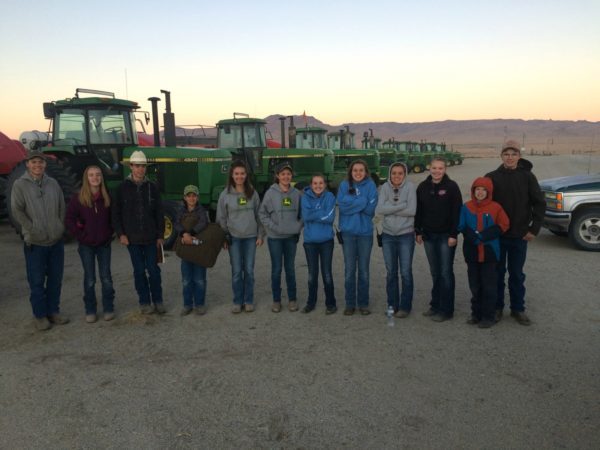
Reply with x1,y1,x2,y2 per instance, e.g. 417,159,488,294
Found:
10,140,545,331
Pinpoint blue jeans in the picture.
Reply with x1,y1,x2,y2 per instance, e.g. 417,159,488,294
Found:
303,240,336,309
127,243,163,305
24,241,64,319
181,260,206,307
267,237,298,302
341,233,373,308
467,261,497,322
228,237,257,305
496,237,528,312
423,232,456,317
78,243,115,314
382,232,415,312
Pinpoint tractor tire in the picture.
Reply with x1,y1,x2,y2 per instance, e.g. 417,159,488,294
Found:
6,160,80,234
0,177,7,220
412,164,424,174
568,207,600,251
448,160,455,166
457,159,463,165
162,200,180,250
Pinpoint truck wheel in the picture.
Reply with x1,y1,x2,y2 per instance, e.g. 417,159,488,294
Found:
162,200,179,250
568,207,600,251
6,160,80,234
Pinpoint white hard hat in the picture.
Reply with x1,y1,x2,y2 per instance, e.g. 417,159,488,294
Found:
129,150,148,165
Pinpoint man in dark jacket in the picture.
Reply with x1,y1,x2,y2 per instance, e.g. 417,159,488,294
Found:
112,151,166,314
486,140,546,325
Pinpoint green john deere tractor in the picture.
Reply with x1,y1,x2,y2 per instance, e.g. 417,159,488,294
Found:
327,127,381,185
380,139,410,175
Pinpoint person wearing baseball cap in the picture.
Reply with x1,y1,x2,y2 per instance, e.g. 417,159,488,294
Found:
11,149,68,330
485,140,546,325
112,150,166,315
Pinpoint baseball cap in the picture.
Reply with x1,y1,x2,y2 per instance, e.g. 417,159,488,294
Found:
183,185,199,196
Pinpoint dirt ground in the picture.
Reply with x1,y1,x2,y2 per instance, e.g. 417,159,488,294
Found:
0,155,598,449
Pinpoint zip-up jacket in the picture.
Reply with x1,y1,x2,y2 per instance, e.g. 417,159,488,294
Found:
415,174,462,238
458,177,510,263
11,171,65,246
337,177,378,236
217,188,264,239
112,177,164,245
259,183,303,238
301,186,336,243
485,158,546,238
174,202,208,236
375,167,416,236
66,192,113,247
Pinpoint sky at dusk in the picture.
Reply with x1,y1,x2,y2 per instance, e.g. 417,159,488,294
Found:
1,0,599,139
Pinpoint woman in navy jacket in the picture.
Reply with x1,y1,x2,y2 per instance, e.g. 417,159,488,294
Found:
301,174,337,314
337,160,378,315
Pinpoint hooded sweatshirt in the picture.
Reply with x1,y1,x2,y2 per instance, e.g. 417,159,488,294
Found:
337,176,378,236
66,191,113,247
375,162,416,236
485,158,545,238
301,186,336,244
258,183,303,238
415,173,462,238
11,171,65,246
458,177,510,263
216,187,264,239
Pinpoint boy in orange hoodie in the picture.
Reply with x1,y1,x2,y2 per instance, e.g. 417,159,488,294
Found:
458,177,510,328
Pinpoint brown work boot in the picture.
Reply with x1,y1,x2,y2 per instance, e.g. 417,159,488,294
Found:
271,302,282,313
510,311,531,326
48,314,70,325
85,314,97,324
288,301,298,312
34,317,51,331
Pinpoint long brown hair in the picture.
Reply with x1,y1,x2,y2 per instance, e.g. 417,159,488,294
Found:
347,159,370,184
79,165,110,208
227,160,255,198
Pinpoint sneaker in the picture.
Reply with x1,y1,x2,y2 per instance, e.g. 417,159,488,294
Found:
231,304,242,314
180,306,193,316
103,312,115,321
495,309,503,323
301,305,315,314
140,304,155,315
466,315,480,325
422,308,437,317
478,320,494,329
48,314,70,325
343,307,356,316
244,304,255,313
510,311,531,326
359,308,371,316
431,314,452,322
394,309,409,319
154,303,166,315
288,301,298,312
326,306,338,315
34,317,51,331
194,306,207,315
85,314,97,324
271,302,282,313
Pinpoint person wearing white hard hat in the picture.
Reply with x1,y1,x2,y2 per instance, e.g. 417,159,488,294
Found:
112,150,166,314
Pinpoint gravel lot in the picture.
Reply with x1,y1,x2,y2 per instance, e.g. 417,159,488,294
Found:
0,155,598,449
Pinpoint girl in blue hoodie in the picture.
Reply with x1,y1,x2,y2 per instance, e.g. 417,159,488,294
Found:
337,160,378,315
301,174,337,314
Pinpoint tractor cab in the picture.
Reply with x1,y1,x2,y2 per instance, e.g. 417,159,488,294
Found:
43,88,142,187
296,126,328,149
217,115,267,175
327,128,381,185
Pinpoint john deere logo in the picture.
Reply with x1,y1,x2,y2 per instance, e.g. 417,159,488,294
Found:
282,197,292,207
238,197,247,206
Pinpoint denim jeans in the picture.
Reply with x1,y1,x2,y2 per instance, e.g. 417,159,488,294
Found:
127,243,163,305
24,241,64,319
496,237,528,312
423,232,456,317
341,233,373,308
303,240,336,309
267,237,298,302
181,260,206,307
382,232,415,312
228,237,257,305
78,243,115,314
467,261,497,322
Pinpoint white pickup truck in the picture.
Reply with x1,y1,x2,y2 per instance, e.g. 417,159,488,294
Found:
539,174,600,251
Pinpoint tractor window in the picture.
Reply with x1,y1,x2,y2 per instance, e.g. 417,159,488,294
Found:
54,109,86,144
243,125,266,148
88,110,135,145
219,125,243,148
